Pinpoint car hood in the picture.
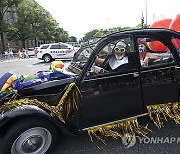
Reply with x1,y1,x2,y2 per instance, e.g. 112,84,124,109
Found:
18,77,76,98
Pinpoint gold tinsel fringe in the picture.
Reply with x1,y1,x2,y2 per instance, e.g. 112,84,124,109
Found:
2,84,180,147
54,82,81,121
88,118,150,144
0,82,81,123
147,102,180,128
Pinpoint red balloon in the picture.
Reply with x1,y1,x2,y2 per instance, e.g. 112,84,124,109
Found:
169,14,180,32
172,38,180,49
148,41,168,52
169,14,180,49
149,19,172,52
150,19,172,28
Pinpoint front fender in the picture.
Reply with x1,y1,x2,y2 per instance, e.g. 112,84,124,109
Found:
0,105,76,137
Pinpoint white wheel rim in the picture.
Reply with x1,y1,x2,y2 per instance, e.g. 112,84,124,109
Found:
11,127,52,154
44,56,50,62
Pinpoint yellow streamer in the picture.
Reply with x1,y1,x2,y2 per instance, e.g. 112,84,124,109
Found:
88,118,150,144
0,82,81,124
147,102,180,128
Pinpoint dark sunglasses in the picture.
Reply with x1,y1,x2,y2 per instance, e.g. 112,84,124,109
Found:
114,47,125,52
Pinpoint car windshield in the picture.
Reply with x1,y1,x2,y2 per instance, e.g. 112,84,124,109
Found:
67,43,96,74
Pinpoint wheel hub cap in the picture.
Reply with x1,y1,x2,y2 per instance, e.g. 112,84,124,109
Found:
22,136,43,153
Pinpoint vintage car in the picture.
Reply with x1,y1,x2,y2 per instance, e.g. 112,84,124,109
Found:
0,28,180,154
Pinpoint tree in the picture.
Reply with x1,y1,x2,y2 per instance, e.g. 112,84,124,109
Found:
136,23,143,29
0,0,22,53
82,29,101,41
80,26,135,41
53,27,69,42
6,0,69,48
69,36,77,42
6,0,35,47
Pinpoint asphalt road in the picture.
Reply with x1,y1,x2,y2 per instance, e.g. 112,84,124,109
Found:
52,119,180,154
0,58,180,154
0,57,71,76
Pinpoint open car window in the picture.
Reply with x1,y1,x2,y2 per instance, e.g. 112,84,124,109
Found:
87,36,136,76
137,37,175,68
171,37,180,53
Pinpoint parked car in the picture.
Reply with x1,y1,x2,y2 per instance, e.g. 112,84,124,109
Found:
0,29,180,154
27,48,35,57
37,42,75,63
67,42,81,52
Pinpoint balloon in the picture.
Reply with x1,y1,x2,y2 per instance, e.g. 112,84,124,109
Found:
150,19,172,28
149,19,172,52
171,38,180,50
169,14,180,32
148,41,168,52
169,15,180,49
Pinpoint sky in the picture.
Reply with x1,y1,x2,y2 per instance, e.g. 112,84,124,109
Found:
35,0,180,40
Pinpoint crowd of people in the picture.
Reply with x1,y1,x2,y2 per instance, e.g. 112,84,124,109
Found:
17,48,29,59
2,48,37,60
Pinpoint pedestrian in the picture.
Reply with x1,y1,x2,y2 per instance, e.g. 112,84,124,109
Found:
18,49,22,58
34,48,38,58
21,48,26,59
25,49,29,58
9,48,14,58
4,51,8,59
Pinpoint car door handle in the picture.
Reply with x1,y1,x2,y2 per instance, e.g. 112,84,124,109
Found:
175,66,180,70
133,72,139,77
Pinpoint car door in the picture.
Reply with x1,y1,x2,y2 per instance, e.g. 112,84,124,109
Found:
49,44,64,59
136,35,180,106
78,36,146,128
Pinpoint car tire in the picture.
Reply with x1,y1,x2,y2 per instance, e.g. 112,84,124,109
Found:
1,117,58,154
43,54,52,63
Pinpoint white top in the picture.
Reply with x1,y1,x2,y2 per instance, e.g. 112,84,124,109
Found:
109,56,128,70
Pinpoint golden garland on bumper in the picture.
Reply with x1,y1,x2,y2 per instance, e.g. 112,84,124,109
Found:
147,102,180,128
88,118,150,144
0,82,81,124
88,102,180,144
1,83,180,146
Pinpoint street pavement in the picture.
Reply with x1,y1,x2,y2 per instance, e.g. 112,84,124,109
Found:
0,57,70,76
52,117,180,154
0,58,180,154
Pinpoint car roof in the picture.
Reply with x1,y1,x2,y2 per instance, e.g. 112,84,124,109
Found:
91,28,180,55
40,42,72,46
107,28,180,38
28,48,34,50
96,28,180,46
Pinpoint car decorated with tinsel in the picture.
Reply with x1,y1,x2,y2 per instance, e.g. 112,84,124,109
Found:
0,28,180,154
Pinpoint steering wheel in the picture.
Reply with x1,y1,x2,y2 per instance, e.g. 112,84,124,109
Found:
101,54,112,69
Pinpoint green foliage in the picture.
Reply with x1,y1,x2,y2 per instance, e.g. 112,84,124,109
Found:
5,0,70,47
0,0,22,52
0,0,22,32
82,29,100,41
136,23,143,29
69,36,77,42
81,27,133,42
1,0,144,49
80,24,143,42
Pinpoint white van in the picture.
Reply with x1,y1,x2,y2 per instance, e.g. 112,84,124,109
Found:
37,42,75,63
